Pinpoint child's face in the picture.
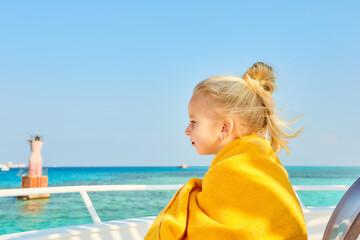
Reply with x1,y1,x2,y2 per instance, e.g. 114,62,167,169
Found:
185,94,223,155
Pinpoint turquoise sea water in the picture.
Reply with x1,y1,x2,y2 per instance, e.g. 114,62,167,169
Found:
0,166,359,235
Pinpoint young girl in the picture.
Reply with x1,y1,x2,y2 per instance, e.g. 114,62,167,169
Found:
145,62,307,240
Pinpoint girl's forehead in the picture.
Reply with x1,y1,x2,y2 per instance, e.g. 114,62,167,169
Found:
188,94,218,117
189,94,211,108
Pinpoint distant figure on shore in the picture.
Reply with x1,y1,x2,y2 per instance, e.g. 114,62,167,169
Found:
28,134,43,177
20,134,49,200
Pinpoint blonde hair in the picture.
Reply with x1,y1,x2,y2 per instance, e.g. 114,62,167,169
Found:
193,62,301,154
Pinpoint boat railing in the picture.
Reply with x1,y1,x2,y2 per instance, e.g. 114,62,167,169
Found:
0,184,350,224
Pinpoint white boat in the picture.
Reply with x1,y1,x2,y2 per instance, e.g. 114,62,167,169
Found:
0,182,359,240
0,165,10,171
0,162,26,171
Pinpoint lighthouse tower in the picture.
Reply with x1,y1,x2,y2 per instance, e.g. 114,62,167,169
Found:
19,134,49,200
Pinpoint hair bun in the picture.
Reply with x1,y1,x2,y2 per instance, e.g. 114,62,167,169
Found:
243,62,276,93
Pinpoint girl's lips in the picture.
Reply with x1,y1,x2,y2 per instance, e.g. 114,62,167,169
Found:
191,142,195,145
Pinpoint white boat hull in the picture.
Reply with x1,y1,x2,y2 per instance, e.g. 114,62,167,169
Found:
0,216,156,240
0,184,349,240
0,208,334,240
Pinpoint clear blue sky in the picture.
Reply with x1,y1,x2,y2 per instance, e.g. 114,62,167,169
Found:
0,1,359,166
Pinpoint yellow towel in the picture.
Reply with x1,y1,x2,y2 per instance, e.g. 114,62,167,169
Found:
145,135,307,239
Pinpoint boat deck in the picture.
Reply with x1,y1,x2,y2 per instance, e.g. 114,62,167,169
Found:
0,184,349,240
0,209,334,240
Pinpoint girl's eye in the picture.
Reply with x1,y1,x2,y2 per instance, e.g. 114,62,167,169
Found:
190,120,196,124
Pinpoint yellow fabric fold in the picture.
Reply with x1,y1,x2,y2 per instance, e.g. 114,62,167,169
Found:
145,135,307,239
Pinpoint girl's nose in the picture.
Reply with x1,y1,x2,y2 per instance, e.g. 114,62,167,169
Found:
185,125,190,136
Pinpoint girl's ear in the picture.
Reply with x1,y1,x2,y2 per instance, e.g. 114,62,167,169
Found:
221,118,234,137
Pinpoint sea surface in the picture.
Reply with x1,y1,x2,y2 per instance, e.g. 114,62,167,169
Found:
0,166,359,235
